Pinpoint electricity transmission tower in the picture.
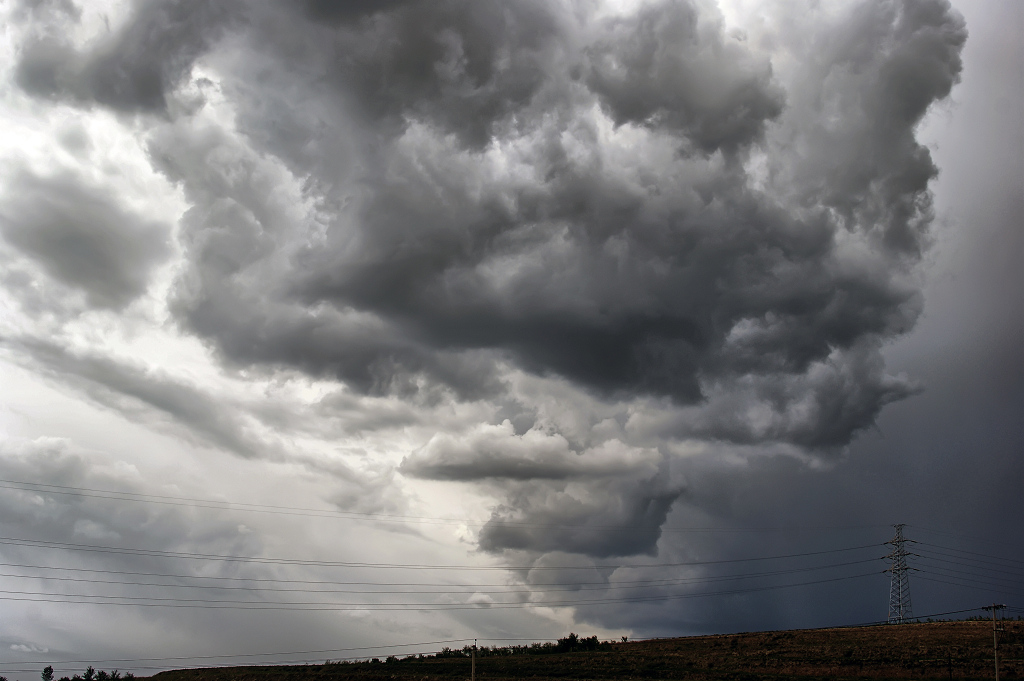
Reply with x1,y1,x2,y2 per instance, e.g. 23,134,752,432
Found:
886,523,913,624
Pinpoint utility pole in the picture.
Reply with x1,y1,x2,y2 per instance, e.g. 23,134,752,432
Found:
471,638,476,681
885,524,914,624
983,604,1006,681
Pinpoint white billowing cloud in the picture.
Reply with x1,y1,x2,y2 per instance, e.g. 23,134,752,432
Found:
10,643,49,653
402,421,661,481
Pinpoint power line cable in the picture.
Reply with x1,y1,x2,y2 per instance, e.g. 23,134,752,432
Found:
914,575,1024,600
0,536,882,570
908,525,1018,550
914,550,1024,575
0,570,881,607
0,645,478,673
912,541,1022,567
0,637,631,669
914,557,1024,585
914,568,1024,593
0,480,888,533
0,558,881,595
0,560,536,586
0,556,877,587
0,648,457,674
915,551,1022,571
845,606,990,627
915,571,1024,596
0,571,880,611
0,639,476,667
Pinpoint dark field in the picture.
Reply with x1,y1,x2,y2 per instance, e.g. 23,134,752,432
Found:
148,620,1023,681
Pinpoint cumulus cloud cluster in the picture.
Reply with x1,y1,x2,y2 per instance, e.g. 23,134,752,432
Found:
0,167,170,309
1,0,967,558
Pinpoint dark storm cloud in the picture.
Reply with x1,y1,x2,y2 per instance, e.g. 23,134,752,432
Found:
15,0,236,112
10,0,966,419
771,0,968,257
297,0,570,148
666,339,921,448
401,423,681,557
585,0,784,153
476,475,681,558
166,0,960,436
301,0,417,24
8,0,969,560
145,117,503,399
0,168,170,309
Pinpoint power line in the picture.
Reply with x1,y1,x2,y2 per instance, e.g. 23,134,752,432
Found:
844,606,993,627
914,575,1024,600
2,646,475,674
916,571,1024,597
908,525,1018,551
0,480,889,533
0,647,463,674
0,570,882,607
0,638,476,667
914,551,1024,578
0,555,880,587
2,636,640,669
0,536,882,570
0,557,882,595
0,571,880,611
913,541,1023,569
0,560,554,587
914,558,1024,586
0,481,509,527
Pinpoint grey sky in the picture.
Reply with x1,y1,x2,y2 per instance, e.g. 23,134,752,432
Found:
0,0,1020,674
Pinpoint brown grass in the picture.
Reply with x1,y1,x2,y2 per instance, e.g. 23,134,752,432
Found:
146,620,1024,681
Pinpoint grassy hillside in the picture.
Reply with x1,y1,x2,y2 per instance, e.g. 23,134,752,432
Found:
147,620,1023,680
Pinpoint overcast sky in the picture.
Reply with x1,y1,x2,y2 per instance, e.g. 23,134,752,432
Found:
0,0,1020,675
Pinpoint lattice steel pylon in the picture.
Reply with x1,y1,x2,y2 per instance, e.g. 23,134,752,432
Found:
886,524,913,624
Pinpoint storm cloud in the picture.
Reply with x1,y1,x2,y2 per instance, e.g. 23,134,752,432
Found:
120,0,961,444
5,0,971,562
2,0,1021,667
401,422,662,482
0,168,170,309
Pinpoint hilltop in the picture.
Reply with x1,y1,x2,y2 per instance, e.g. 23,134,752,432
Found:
145,620,1022,680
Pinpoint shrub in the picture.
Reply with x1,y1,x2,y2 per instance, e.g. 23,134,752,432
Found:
556,633,600,653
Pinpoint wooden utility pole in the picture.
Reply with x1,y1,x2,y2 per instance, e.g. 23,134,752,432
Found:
471,638,476,681
983,604,1006,681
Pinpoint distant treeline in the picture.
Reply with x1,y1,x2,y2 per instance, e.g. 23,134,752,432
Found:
329,633,614,665
27,633,620,676
40,665,134,681
439,632,606,658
